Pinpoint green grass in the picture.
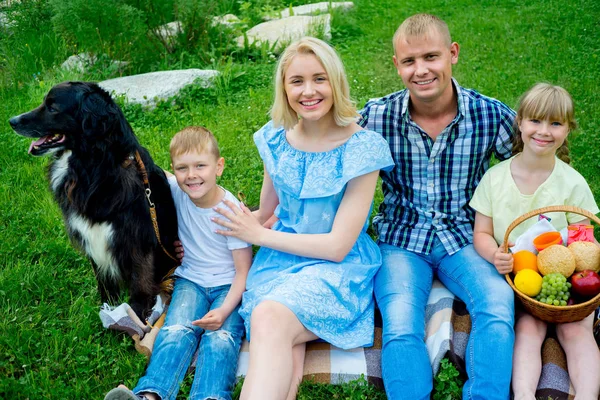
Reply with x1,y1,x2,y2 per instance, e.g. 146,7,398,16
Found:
1,0,599,398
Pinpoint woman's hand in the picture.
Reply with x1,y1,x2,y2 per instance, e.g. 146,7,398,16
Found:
494,243,514,274
192,308,228,331
213,200,265,244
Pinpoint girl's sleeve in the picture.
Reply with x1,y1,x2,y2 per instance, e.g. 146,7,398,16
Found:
566,174,600,223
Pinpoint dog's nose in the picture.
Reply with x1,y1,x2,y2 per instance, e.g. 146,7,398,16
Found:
9,116,19,128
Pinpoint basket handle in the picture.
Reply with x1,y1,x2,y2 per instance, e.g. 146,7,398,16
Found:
501,205,600,253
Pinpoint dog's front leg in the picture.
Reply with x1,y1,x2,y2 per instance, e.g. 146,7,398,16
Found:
91,260,121,305
129,253,158,321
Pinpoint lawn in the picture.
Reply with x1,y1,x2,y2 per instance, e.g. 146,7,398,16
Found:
1,0,599,399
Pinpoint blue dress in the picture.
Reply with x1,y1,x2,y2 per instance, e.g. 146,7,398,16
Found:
239,121,394,349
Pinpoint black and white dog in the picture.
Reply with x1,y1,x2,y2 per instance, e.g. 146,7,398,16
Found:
9,82,179,320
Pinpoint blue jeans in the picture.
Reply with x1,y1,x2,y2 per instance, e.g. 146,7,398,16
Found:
375,239,515,400
134,278,244,400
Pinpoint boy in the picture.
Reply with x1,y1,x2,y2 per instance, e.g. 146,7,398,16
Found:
359,14,516,400
105,126,252,400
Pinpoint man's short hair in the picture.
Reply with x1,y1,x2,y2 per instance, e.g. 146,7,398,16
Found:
169,126,220,160
393,13,452,54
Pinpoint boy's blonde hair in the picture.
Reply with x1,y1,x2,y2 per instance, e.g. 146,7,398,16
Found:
169,126,220,160
271,36,358,130
393,14,452,55
512,83,576,164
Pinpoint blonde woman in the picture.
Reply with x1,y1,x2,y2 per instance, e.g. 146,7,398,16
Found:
212,37,394,400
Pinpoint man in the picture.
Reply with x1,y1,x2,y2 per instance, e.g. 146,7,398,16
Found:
360,13,516,400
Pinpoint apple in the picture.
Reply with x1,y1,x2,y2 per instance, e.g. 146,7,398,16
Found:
570,270,600,298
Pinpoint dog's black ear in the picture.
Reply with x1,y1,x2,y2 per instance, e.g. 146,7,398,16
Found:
79,87,119,138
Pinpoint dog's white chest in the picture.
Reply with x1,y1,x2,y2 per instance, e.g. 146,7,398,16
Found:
68,214,120,281
49,151,71,192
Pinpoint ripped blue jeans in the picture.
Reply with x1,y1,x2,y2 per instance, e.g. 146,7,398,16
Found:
134,278,244,400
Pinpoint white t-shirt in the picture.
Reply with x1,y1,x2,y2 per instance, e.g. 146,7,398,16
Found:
168,176,250,287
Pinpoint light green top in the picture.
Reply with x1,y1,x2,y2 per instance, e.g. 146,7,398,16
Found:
470,155,599,245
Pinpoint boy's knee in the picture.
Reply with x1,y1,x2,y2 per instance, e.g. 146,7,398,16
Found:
158,323,199,347
163,323,196,336
203,329,240,349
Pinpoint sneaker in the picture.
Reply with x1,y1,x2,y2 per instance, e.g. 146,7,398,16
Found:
104,387,149,400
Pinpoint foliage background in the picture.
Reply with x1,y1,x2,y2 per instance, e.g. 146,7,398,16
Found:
1,0,599,399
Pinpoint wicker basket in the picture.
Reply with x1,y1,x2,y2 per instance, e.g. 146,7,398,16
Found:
504,205,600,324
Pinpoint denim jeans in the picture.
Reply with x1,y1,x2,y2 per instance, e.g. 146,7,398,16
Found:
375,239,515,400
134,278,244,400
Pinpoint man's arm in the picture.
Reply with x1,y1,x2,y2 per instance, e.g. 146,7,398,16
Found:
493,104,517,161
357,98,376,129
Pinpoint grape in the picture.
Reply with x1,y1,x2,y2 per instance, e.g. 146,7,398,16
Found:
536,273,572,306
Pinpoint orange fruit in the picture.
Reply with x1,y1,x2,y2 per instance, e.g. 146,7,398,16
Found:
512,250,538,273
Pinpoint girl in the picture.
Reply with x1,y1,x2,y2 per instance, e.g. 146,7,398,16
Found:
470,83,600,400
212,37,394,400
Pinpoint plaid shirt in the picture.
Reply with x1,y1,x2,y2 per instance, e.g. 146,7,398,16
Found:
359,79,516,255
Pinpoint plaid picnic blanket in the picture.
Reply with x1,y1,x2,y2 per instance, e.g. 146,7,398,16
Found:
103,280,595,399
235,280,581,400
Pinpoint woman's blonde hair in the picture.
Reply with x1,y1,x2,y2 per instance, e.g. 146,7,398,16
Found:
169,126,220,160
512,83,576,164
270,37,358,130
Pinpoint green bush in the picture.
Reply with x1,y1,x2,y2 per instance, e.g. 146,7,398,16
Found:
49,0,148,64
169,0,239,63
0,0,66,88
123,0,175,28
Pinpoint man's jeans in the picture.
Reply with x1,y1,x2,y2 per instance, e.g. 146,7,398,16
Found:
134,278,244,400
375,239,515,400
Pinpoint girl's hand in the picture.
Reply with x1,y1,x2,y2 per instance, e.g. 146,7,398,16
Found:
213,199,264,244
494,243,514,274
192,308,228,331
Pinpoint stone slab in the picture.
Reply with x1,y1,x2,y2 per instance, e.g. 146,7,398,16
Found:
99,69,219,107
